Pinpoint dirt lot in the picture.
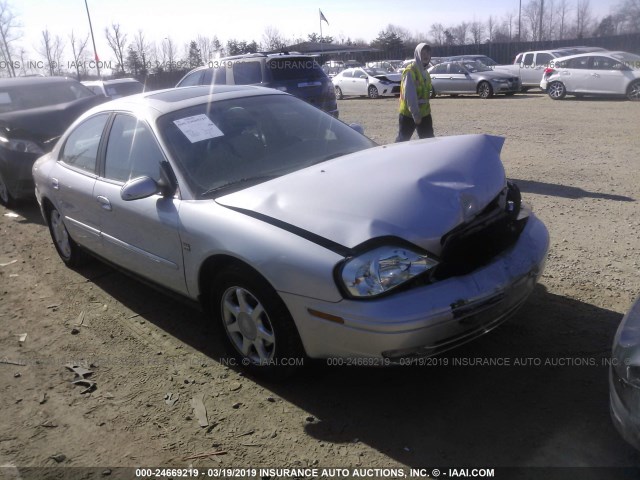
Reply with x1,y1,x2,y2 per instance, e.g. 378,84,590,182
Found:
1,92,640,476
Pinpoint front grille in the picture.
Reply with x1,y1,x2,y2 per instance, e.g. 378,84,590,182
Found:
434,183,526,278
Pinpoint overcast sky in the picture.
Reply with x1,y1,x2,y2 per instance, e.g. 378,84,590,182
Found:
15,0,621,64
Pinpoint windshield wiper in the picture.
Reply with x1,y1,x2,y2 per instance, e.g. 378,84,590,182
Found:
200,175,277,197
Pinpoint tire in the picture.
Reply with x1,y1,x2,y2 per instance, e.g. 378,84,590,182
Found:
627,80,640,101
0,171,14,208
47,206,88,267
547,81,566,100
368,85,379,99
429,88,436,99
478,81,493,99
334,86,343,100
210,264,305,380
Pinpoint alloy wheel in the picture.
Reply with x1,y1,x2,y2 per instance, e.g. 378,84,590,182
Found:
221,286,276,364
628,81,640,101
50,209,72,260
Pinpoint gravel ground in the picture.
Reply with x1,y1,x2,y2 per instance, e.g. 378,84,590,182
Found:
1,92,639,475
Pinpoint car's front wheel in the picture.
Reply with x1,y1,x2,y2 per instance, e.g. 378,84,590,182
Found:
547,81,566,100
478,81,493,99
47,206,88,267
0,172,14,208
368,85,379,99
334,86,343,100
627,80,640,101
210,264,305,380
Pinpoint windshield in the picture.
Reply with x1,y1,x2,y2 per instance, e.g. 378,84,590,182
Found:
475,56,497,66
461,61,492,73
611,52,640,69
0,81,95,113
105,81,144,98
157,94,376,197
267,58,326,81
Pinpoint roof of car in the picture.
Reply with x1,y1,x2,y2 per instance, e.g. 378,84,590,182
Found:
0,76,80,87
83,78,142,86
89,85,285,117
553,50,627,60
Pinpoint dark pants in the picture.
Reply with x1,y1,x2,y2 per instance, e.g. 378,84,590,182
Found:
395,114,434,142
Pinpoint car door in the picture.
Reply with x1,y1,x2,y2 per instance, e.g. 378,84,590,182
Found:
92,113,187,295
587,56,629,94
563,56,591,92
450,62,475,93
429,63,449,93
352,69,369,95
51,113,110,253
529,52,554,86
336,70,352,94
519,52,537,86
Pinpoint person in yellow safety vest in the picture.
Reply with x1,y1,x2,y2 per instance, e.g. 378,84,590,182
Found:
396,42,434,142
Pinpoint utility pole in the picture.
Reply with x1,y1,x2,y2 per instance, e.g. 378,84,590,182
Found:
538,0,545,43
518,0,522,42
84,0,101,78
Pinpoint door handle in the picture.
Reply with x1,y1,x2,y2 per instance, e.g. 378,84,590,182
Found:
96,195,112,211
591,73,599,77
51,178,59,190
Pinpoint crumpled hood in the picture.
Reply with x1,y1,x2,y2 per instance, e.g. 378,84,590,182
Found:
216,134,507,255
373,73,401,83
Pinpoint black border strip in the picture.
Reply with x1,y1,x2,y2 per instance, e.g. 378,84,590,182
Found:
221,205,354,257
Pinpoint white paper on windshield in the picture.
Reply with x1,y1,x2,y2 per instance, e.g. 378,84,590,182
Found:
174,114,224,143
0,92,11,104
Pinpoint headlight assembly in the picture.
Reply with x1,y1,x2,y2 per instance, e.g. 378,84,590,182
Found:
339,245,439,298
0,136,45,155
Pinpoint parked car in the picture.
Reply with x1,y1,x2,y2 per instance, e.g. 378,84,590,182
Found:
366,61,401,73
176,52,338,117
541,51,640,101
493,47,608,90
33,85,549,378
443,55,499,67
82,78,144,99
610,295,640,450
429,61,521,98
396,57,444,73
0,77,106,206
332,67,401,99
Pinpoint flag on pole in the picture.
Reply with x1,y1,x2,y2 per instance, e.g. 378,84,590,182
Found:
319,9,329,25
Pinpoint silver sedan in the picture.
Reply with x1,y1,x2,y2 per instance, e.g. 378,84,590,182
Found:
429,61,521,98
33,86,548,378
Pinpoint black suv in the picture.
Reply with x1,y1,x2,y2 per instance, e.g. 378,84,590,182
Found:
177,53,338,117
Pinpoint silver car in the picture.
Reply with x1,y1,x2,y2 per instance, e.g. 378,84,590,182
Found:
610,295,640,450
33,86,549,378
429,61,521,98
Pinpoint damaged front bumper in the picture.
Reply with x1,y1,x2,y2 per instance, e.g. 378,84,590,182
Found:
282,213,549,359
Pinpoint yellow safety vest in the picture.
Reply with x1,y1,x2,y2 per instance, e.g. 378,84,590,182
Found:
399,62,431,118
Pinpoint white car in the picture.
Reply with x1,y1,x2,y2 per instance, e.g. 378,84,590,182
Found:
82,78,144,99
540,51,640,100
332,67,401,99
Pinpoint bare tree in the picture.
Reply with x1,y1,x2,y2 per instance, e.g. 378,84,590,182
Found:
452,22,469,44
0,0,20,77
574,0,593,38
262,26,286,52
37,30,55,76
161,37,178,72
486,15,496,42
69,30,89,80
105,23,127,74
523,0,542,41
470,19,485,44
428,23,446,45
133,30,152,75
196,34,222,62
385,24,412,44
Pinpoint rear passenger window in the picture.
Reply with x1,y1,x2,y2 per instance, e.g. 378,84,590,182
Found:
536,53,554,67
60,114,109,173
591,56,622,70
431,64,448,74
567,57,589,69
179,70,203,87
233,61,262,84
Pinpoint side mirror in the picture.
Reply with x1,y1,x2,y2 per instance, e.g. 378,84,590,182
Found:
121,176,160,201
349,123,364,135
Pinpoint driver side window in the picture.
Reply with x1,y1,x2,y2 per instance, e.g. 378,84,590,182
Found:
104,115,164,183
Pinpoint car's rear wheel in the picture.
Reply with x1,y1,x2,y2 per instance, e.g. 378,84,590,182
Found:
478,81,493,99
334,86,343,100
368,85,379,99
47,206,87,267
627,80,640,101
210,264,305,380
547,81,566,100
0,172,14,208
